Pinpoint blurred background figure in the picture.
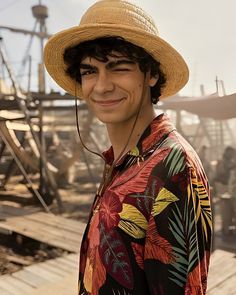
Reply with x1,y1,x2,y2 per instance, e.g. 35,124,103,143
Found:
214,146,236,235
198,145,213,182
215,146,236,185
227,157,236,233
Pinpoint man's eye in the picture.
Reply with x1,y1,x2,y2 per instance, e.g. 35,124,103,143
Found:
114,67,130,72
81,70,95,76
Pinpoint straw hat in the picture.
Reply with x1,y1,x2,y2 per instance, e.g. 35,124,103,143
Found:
44,0,189,99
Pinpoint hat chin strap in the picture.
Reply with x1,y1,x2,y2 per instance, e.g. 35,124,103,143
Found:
75,85,106,162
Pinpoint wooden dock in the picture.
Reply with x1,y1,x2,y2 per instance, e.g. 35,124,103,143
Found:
207,249,236,295
0,204,86,252
0,204,85,294
0,248,235,295
0,204,235,294
0,253,78,295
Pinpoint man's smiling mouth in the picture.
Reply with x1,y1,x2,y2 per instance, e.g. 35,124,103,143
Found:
93,98,125,106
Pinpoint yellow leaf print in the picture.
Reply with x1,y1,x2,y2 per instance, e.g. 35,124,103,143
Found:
152,188,179,217
129,146,140,157
83,257,93,293
118,204,148,239
189,169,212,241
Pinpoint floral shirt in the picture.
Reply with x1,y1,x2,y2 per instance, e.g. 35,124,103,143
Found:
78,114,212,295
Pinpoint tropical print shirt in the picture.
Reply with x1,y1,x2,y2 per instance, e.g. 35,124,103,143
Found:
78,114,212,295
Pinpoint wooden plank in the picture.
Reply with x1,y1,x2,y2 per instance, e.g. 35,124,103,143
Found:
6,254,31,266
49,253,78,265
0,206,86,252
0,110,25,120
56,256,78,268
0,275,34,295
0,280,17,295
12,269,49,288
1,204,40,217
208,255,232,283
38,254,78,277
24,264,63,282
24,271,78,295
0,286,14,295
54,253,78,262
208,265,236,292
50,257,78,275
38,262,69,277
57,254,78,266
0,121,39,171
207,274,236,295
0,220,81,252
2,213,86,243
46,259,75,273
24,212,86,233
217,274,236,295
207,250,236,293
0,227,11,235
209,249,233,268
66,253,79,263
0,276,30,295
2,216,81,242
25,213,80,231
0,254,78,295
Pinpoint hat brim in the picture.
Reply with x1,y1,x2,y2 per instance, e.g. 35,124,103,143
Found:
44,23,189,99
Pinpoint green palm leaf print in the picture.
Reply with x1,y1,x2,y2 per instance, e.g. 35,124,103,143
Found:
163,141,186,177
168,200,198,288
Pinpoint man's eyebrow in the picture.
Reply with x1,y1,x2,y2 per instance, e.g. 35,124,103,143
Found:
106,59,135,69
79,63,96,70
79,59,135,70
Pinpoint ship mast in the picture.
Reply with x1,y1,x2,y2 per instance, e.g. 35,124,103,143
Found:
31,1,48,94
0,2,57,207
0,1,50,93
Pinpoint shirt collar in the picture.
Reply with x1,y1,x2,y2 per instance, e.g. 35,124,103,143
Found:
103,113,176,166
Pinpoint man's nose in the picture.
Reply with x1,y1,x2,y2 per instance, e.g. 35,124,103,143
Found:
93,71,114,94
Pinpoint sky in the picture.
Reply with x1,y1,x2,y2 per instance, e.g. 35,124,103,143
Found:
0,0,236,97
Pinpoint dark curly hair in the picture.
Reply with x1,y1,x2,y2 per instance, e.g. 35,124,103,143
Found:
63,37,166,103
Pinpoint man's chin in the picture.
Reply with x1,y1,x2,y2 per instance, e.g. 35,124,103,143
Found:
96,114,124,125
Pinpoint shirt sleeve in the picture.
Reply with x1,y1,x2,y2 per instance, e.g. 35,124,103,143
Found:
144,166,212,295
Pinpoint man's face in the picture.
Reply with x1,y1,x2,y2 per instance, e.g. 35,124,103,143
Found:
79,52,158,125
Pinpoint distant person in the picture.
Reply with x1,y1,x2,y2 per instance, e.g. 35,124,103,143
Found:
198,145,213,182
214,146,236,234
228,165,236,233
215,146,236,185
44,1,212,294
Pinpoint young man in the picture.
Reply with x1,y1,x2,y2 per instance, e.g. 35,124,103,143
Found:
44,1,212,294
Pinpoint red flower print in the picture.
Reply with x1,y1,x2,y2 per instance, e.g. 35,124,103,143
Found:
185,251,210,295
142,116,172,151
145,215,175,264
172,170,188,191
132,243,144,269
88,211,100,249
99,191,122,230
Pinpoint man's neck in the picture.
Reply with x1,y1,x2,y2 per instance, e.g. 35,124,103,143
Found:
106,109,156,161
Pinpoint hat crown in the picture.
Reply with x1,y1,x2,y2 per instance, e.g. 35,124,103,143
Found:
44,0,189,99
80,0,159,36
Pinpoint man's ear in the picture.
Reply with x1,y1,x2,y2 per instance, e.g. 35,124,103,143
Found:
149,73,159,87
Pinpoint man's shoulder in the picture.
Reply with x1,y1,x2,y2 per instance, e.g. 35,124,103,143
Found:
155,130,205,176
